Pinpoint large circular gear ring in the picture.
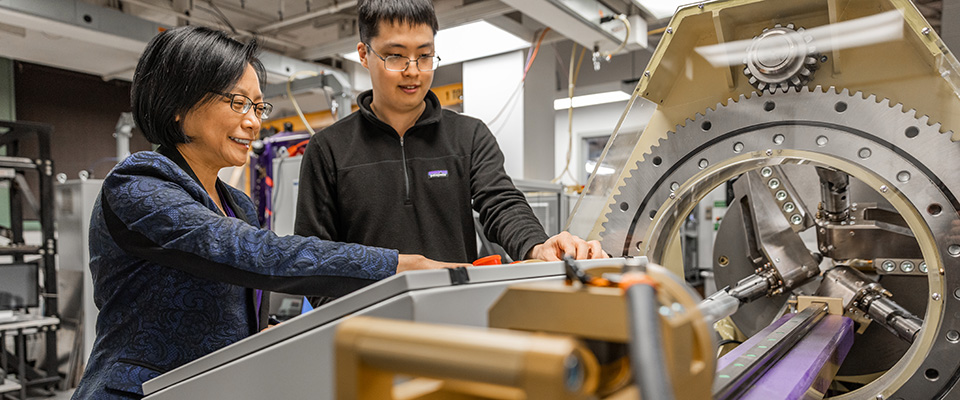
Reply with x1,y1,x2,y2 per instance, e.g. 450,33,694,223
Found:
744,24,820,93
600,87,960,398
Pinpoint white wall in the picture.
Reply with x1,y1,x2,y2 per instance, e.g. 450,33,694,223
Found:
463,50,525,178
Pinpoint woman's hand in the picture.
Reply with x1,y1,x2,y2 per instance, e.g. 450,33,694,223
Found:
397,254,471,273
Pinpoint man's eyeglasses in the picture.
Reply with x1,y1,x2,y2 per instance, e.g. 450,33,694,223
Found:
212,92,273,120
365,43,441,72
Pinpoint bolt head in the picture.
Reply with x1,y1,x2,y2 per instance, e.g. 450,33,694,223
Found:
933,292,942,301
922,27,931,35
881,260,896,272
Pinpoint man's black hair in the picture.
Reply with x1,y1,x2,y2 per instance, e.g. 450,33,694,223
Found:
357,0,439,44
131,25,265,149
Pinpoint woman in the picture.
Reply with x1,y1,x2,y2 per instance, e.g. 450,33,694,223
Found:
72,26,460,400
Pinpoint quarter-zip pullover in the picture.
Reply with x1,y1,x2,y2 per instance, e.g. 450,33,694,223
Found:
295,90,549,265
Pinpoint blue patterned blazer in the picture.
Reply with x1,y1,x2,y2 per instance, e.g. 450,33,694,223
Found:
72,147,398,399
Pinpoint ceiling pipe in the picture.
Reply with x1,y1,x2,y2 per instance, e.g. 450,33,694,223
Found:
119,0,304,50
255,0,357,34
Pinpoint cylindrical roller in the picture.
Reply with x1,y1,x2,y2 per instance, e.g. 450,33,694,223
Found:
816,167,850,222
699,289,742,325
865,295,923,343
817,266,923,344
336,316,599,400
727,273,775,303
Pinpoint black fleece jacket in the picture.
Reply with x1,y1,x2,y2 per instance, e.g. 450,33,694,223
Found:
294,90,549,264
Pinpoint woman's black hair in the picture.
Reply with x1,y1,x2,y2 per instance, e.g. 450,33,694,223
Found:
131,26,265,148
357,0,439,44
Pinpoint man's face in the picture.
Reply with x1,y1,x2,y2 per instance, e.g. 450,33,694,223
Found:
359,20,436,115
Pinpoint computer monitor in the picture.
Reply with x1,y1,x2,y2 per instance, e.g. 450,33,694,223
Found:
0,262,39,311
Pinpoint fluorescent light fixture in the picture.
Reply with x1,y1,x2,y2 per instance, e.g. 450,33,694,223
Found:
554,91,631,110
630,0,692,19
343,20,530,66
585,160,615,175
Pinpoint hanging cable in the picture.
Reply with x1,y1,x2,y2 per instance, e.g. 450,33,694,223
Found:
488,28,551,133
603,15,632,61
286,70,321,135
551,45,586,186
592,14,632,71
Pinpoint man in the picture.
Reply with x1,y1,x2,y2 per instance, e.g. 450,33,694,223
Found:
294,0,605,278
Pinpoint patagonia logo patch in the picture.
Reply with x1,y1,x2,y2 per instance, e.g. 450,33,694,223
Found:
428,170,448,179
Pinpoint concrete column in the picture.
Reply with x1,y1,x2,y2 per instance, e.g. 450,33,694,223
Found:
0,57,14,228
463,50,525,178
522,44,556,181
0,58,13,121
943,0,960,53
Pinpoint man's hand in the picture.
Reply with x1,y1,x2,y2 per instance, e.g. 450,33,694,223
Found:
397,254,471,273
527,231,608,261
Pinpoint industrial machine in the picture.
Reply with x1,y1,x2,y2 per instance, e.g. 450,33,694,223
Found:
140,0,960,398
565,0,960,397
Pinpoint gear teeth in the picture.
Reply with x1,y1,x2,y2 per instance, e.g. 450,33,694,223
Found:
743,24,820,95
601,85,954,258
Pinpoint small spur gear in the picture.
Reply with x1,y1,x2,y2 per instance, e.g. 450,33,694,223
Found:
743,23,821,93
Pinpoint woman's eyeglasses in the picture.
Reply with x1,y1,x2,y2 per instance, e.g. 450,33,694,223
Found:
212,92,273,120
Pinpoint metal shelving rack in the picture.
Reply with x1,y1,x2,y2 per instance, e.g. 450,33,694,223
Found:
0,120,60,393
